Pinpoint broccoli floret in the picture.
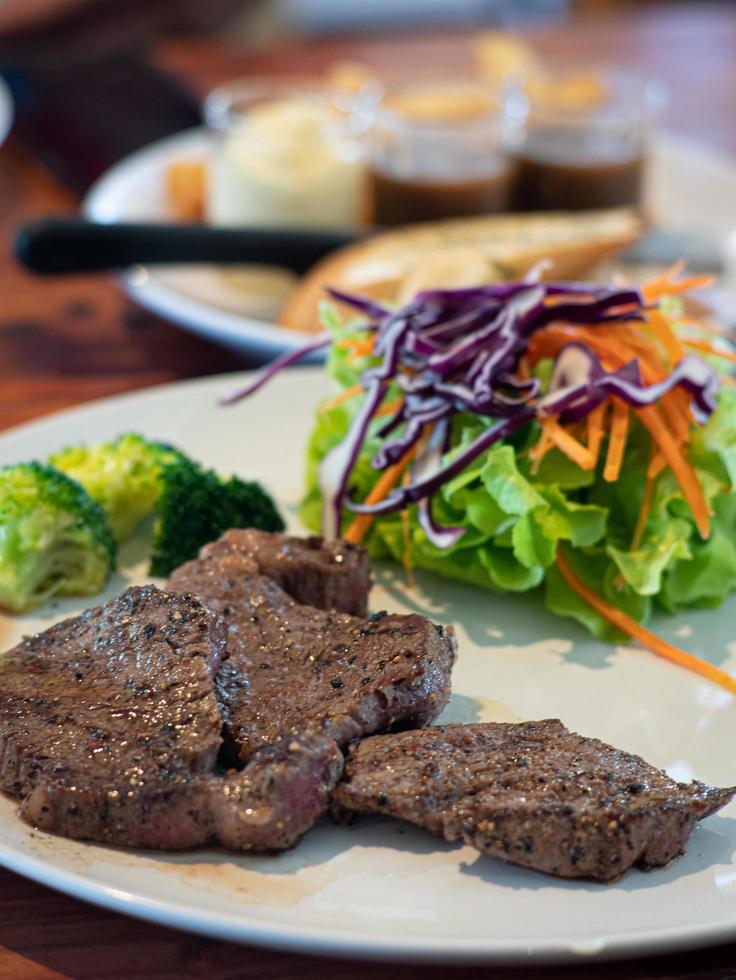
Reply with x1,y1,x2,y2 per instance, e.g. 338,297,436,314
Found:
0,462,116,613
49,432,285,579
49,433,186,541
149,458,284,577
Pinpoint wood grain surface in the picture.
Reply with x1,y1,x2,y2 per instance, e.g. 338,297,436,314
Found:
1,4,735,977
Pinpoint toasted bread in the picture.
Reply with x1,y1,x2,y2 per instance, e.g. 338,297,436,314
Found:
280,208,643,332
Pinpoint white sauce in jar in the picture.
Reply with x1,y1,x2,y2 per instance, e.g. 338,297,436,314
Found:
208,97,362,230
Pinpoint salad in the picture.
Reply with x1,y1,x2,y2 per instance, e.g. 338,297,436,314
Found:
226,264,736,693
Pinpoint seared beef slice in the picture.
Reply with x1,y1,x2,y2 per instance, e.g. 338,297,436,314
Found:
332,721,736,881
168,549,456,761
0,586,341,849
200,529,372,615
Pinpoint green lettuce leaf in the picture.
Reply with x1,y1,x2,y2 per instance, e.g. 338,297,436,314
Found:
480,444,546,515
512,512,557,568
693,385,736,487
607,520,691,596
661,492,736,611
535,486,607,548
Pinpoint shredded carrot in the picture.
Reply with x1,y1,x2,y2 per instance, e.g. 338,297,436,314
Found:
529,326,664,385
319,384,363,412
643,274,714,303
530,316,709,533
667,385,696,424
336,336,374,356
647,308,685,365
586,401,608,467
630,471,656,552
321,387,404,419
344,428,433,546
641,261,714,303
584,326,667,383
343,450,416,545
603,400,630,482
659,391,692,445
529,424,555,475
648,452,667,480
577,330,649,375
544,292,595,307
337,336,376,362
556,547,736,694
635,405,710,539
544,419,596,470
374,397,404,419
683,336,736,364
641,260,685,298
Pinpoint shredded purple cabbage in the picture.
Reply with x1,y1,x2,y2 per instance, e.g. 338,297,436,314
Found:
220,334,332,405
538,343,720,424
222,281,721,549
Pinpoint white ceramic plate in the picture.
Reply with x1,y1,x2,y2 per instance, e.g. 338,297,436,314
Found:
83,129,736,360
0,368,735,965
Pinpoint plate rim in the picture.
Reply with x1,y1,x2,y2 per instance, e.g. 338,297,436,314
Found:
2,829,736,967
1,369,736,965
82,129,320,357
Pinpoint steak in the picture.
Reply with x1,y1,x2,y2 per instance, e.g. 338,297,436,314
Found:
168,550,456,761
0,585,341,850
199,529,372,616
332,720,736,881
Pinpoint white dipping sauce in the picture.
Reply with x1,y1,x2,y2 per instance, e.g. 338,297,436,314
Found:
208,98,362,230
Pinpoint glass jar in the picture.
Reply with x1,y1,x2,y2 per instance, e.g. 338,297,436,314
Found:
204,80,363,230
356,81,525,226
510,67,667,212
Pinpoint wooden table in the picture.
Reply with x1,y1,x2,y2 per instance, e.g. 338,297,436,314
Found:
1,4,735,977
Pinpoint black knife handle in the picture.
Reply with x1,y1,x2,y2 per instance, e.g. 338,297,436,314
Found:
15,218,357,275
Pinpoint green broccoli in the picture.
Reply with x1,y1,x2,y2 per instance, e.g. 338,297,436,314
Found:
49,433,186,541
0,462,116,613
49,432,284,579
149,457,285,577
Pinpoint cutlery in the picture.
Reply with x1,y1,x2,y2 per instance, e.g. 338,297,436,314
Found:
15,218,357,275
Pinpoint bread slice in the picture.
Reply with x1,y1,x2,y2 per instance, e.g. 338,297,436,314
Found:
280,207,643,332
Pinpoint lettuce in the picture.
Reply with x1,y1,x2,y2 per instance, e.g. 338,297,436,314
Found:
301,321,736,642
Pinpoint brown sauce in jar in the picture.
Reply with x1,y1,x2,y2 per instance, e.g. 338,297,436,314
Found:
368,165,515,226
512,129,644,211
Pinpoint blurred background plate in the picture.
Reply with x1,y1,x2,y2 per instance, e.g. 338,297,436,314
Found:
83,127,736,361
0,76,13,148
83,128,316,360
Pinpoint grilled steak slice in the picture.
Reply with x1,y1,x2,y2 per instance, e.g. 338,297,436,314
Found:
200,529,372,615
332,721,736,882
23,733,342,850
168,552,455,761
0,585,341,850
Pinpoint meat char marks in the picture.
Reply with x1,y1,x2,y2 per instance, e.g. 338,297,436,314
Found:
332,721,736,882
168,531,456,761
0,586,341,850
